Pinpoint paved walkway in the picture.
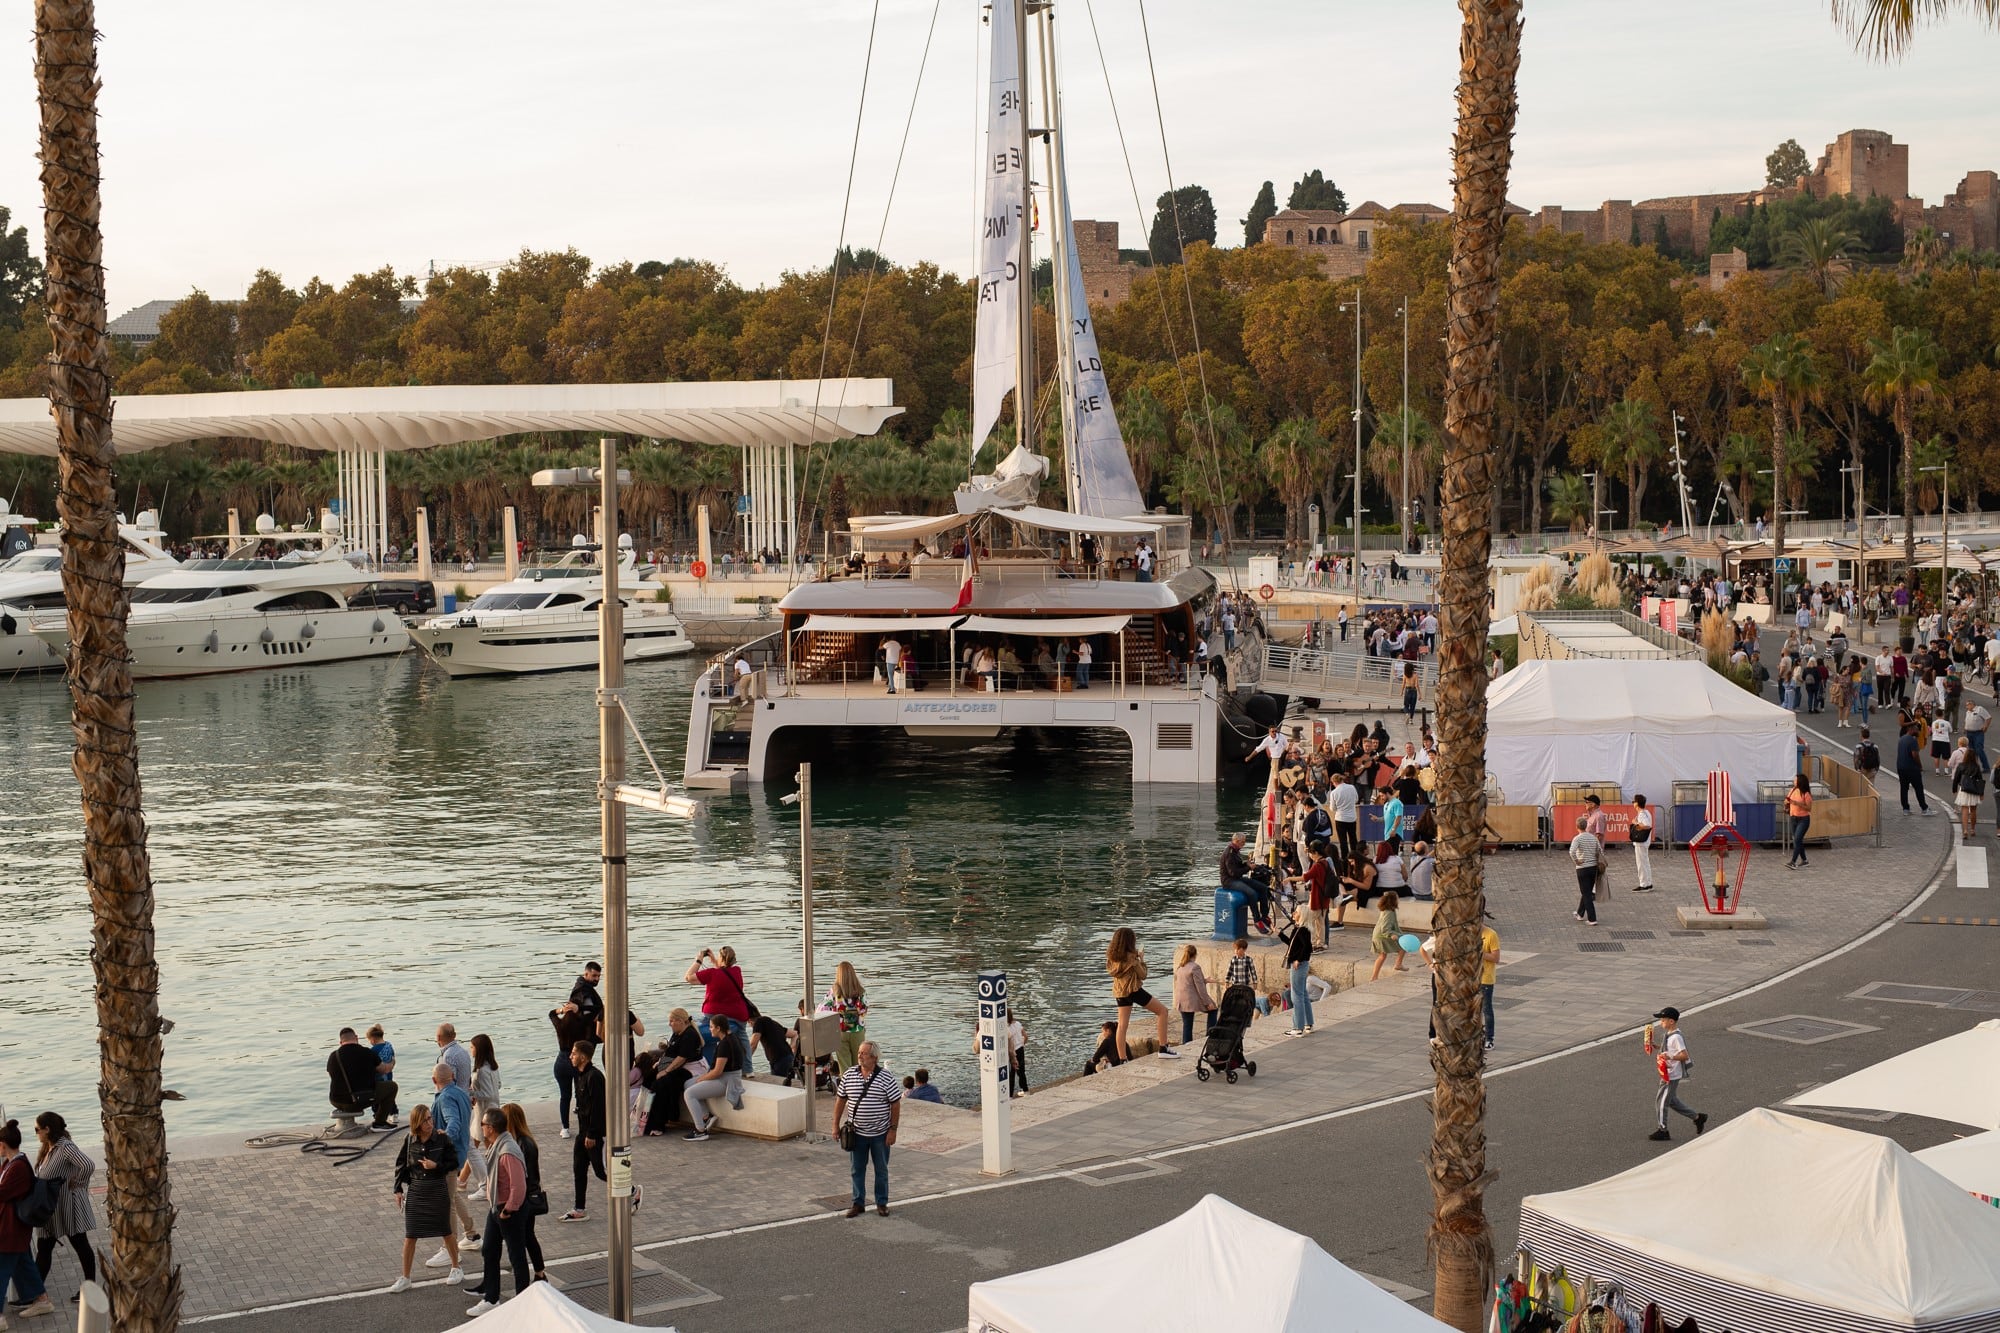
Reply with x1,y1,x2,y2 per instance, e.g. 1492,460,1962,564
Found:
19,728,1942,1326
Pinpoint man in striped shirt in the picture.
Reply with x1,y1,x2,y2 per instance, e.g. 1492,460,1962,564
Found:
833,1041,903,1218
1569,816,1602,925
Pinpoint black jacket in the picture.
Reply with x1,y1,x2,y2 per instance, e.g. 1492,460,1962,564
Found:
393,1131,458,1193
573,1063,607,1138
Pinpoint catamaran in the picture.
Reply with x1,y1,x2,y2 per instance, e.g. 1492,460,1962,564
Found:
682,0,1237,787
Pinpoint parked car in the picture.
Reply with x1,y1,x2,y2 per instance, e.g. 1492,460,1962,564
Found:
349,579,436,616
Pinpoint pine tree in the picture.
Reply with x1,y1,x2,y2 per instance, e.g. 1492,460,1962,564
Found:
1243,180,1278,245
1286,169,1346,213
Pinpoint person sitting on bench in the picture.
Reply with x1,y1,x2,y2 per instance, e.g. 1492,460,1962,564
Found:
328,1026,399,1130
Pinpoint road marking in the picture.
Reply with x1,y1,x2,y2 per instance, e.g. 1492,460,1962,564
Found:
186,703,1958,1328
1958,843,1990,888
1910,916,2000,926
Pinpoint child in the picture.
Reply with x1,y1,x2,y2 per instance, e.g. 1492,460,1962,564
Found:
1370,890,1407,981
905,1069,944,1103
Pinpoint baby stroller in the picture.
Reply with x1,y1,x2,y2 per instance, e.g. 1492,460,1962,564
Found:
1195,983,1260,1084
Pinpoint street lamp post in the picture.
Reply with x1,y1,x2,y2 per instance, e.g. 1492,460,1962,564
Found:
1923,462,1950,608
1669,412,1695,536
534,441,638,1321
1582,471,1600,547
1339,294,1363,586
1840,462,1865,637
788,765,819,1137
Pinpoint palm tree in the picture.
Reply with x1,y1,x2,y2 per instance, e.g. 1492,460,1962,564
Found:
1261,418,1325,557
213,456,267,524
1863,325,1943,581
1912,435,1950,513
1902,225,1946,280
1831,0,2000,56
1429,2,1519,1326
36,3,180,1328
1777,217,1857,296
1595,396,1661,527
1740,333,1816,582
1546,471,1591,531
1119,385,1172,504
1366,406,1444,537
1717,431,1764,528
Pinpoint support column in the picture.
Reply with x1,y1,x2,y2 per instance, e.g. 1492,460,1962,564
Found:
415,506,434,583
503,507,520,579
226,508,241,544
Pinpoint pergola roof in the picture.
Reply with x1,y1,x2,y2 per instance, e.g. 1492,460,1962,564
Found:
0,380,902,456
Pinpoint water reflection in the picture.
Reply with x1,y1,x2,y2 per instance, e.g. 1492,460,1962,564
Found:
0,656,1230,1134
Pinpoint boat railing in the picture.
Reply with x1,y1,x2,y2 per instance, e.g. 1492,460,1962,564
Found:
767,654,1207,701
703,629,787,698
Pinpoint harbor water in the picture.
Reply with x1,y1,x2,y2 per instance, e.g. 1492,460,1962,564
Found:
1,656,1233,1136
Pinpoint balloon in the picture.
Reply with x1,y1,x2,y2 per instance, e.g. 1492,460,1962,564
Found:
1398,933,1422,953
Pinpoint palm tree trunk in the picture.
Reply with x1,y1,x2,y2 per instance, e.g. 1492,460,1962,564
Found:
1769,395,1788,599
1430,2,1516,1327
37,4,182,1329
1900,397,1916,590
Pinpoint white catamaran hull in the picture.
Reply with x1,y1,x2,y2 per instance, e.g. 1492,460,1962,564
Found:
409,612,693,677
33,608,410,678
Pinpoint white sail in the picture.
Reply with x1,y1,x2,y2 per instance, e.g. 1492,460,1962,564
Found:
1059,192,1145,518
969,0,1025,461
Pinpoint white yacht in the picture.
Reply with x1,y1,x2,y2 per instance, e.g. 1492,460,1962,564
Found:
0,508,180,672
408,537,693,677
29,515,408,678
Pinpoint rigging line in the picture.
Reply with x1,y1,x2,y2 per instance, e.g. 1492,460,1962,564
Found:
1135,0,1224,509
802,0,948,546
1080,0,1222,529
805,0,885,531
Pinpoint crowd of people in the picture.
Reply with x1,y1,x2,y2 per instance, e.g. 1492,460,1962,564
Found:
309,946,922,1317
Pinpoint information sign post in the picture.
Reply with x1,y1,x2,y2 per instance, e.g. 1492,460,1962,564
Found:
976,970,1012,1177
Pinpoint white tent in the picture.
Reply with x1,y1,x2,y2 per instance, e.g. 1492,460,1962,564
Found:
967,1194,1446,1333
1485,659,1795,807
436,1282,665,1333
1915,1131,2000,1207
1785,1019,2000,1130
1518,1109,2000,1333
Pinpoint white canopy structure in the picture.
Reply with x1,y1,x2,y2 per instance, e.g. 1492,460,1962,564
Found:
1485,659,1795,806
1785,1019,2000,1130
0,379,901,569
1914,1131,2000,1206
1519,1109,2000,1333
433,1281,654,1332
966,1194,1448,1333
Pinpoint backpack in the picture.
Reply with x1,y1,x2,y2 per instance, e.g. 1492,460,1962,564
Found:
1854,741,1879,771
14,1173,62,1228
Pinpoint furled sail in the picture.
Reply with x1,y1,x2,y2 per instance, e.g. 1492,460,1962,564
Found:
1059,190,1145,519
969,0,1025,460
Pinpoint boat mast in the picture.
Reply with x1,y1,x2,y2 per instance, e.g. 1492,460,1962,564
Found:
1035,1,1082,520
1012,0,1035,468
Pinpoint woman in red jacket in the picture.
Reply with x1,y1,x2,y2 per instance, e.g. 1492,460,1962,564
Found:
0,1119,56,1318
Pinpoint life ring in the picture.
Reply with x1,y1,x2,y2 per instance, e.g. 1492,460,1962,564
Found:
1258,583,1275,601
690,559,708,579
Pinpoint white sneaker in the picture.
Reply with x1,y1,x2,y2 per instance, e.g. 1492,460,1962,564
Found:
466,1299,496,1317
388,1277,411,1294
1287,1028,1305,1037
446,1267,464,1287
559,1127,572,1139
426,1249,454,1269
1156,1047,1180,1059
468,1186,487,1202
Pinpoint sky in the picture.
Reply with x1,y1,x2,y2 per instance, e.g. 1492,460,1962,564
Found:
0,0,1994,316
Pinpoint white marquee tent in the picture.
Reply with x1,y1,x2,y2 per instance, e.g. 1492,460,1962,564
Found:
1485,659,1796,807
966,1194,1448,1333
1915,1131,2000,1206
1785,1019,2000,1130
1518,1109,2000,1333
434,1281,664,1332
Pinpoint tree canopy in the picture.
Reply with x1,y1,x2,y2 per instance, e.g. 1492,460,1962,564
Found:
1148,185,1218,265
1765,138,1812,188
1287,169,1347,214
1242,180,1278,245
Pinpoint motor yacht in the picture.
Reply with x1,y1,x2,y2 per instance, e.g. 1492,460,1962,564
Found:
408,536,693,677
0,508,180,672
29,514,408,678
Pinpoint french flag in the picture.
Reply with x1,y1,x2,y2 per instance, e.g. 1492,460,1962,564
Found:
950,545,977,612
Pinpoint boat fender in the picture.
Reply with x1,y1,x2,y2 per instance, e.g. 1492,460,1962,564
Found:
258,627,275,644
0,612,13,636
202,630,220,653
371,617,385,634
300,622,316,640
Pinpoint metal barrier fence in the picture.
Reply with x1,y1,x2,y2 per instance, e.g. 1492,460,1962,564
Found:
1260,643,1439,701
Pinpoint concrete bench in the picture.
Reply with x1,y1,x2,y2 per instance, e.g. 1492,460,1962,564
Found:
707,1079,807,1141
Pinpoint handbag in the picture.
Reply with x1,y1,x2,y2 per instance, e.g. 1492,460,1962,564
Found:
718,966,761,1024
836,1068,885,1152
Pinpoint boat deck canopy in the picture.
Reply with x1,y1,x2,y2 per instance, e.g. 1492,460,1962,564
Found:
1002,506,1164,537
799,614,968,633
957,614,1132,636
